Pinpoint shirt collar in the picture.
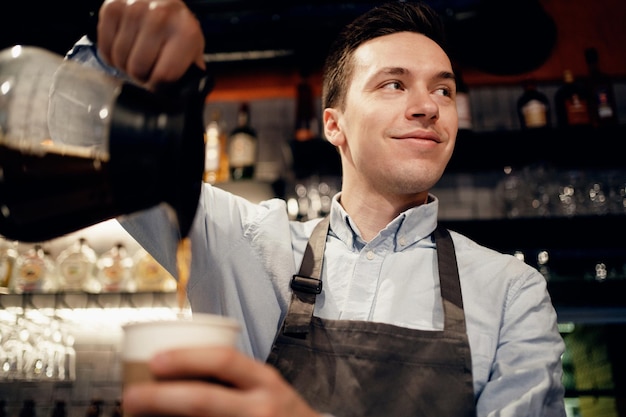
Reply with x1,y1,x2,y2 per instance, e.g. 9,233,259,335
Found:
329,193,439,251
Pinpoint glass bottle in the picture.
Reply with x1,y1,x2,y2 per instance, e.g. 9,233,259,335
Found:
537,250,551,281
56,238,97,292
455,68,473,131
517,79,550,129
19,400,36,417
288,76,340,182
12,244,56,293
228,103,258,181
132,248,176,292
110,401,122,417
61,331,76,381
290,78,320,180
96,242,134,292
203,109,229,184
51,401,67,417
0,237,18,291
85,399,103,417
584,47,618,127
294,79,318,143
554,70,591,128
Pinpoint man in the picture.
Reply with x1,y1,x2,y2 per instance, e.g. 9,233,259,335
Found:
71,0,566,415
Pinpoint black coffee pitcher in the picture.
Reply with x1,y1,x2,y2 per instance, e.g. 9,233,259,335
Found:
0,45,212,242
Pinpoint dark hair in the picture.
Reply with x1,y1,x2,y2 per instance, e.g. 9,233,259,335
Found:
322,1,448,110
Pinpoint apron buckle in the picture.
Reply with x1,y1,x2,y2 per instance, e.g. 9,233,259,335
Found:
291,274,322,294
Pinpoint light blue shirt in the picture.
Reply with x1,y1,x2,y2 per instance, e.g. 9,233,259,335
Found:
66,41,566,416
120,185,566,417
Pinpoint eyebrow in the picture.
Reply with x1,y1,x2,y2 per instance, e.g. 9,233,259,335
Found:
379,67,455,81
380,66,408,76
442,71,456,81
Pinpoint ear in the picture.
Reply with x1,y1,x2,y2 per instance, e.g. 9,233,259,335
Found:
323,108,345,147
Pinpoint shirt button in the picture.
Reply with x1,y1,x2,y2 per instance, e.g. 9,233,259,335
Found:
398,237,407,246
366,251,375,260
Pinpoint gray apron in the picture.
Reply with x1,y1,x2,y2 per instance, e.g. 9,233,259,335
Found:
267,216,477,417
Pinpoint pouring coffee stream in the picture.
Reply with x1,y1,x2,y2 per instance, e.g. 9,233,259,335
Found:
0,46,213,307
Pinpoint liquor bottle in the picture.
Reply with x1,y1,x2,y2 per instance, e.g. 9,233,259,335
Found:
96,242,134,292
289,77,341,181
584,47,618,127
61,331,77,381
51,401,67,417
291,78,320,180
554,70,592,128
19,400,36,417
132,248,177,292
85,399,103,417
203,109,229,184
12,244,57,293
455,67,473,131
294,79,318,143
228,103,258,180
110,401,122,417
0,237,18,290
56,238,97,292
517,79,550,129
536,250,551,281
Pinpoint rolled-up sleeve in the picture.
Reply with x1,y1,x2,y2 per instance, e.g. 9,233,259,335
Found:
476,268,566,417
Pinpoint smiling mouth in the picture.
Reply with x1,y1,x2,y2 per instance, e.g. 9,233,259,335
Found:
393,133,441,143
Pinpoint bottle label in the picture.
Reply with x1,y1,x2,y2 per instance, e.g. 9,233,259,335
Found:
596,91,614,119
59,257,89,287
102,264,124,286
522,99,548,127
16,257,44,290
134,254,171,291
565,96,591,125
229,132,257,167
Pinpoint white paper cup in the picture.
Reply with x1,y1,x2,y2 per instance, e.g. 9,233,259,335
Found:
121,313,240,387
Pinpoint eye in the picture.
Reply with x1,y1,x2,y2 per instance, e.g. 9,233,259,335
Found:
434,87,452,97
382,81,404,91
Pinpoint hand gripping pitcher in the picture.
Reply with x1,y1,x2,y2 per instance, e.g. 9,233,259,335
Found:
0,45,212,242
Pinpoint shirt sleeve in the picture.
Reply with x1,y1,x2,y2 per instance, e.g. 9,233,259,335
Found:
64,35,127,79
476,268,566,417
120,185,297,361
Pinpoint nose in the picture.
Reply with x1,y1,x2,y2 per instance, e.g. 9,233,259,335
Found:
406,89,439,121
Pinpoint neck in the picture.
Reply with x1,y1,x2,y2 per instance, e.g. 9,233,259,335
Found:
339,186,429,242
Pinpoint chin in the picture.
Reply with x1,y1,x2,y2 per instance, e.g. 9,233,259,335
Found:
386,178,435,196
395,168,441,191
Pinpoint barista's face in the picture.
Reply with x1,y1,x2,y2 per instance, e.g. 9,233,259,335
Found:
324,31,458,197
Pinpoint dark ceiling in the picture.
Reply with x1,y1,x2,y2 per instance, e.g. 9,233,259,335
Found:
0,0,557,75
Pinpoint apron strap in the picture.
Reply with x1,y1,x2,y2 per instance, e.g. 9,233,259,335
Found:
284,217,467,335
434,227,467,333
284,215,330,334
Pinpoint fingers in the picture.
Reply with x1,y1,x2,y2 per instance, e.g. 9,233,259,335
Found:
123,347,322,417
149,19,206,84
149,346,282,390
124,380,242,417
96,0,127,68
96,0,205,87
